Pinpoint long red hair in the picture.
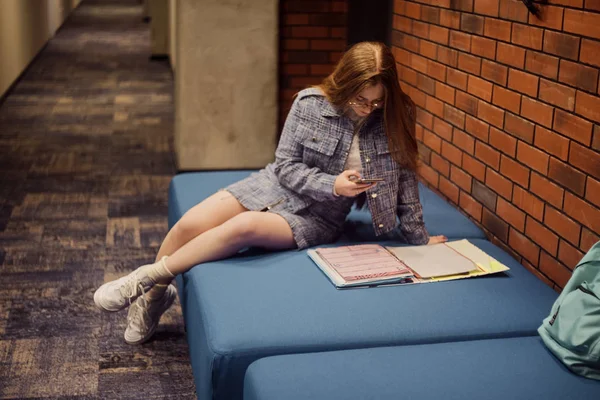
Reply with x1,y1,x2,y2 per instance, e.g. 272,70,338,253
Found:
317,42,418,170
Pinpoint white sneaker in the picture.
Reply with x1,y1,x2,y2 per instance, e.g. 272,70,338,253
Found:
94,270,156,312
124,284,177,345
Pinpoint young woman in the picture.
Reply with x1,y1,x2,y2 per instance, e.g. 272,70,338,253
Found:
94,41,447,345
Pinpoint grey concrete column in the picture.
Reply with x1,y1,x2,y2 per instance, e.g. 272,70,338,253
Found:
175,0,278,170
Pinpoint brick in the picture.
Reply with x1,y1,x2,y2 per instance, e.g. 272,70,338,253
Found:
413,21,430,39
416,124,426,143
548,0,582,5
329,52,344,63
581,227,600,252
548,157,587,196
575,90,600,124
417,108,435,130
284,2,329,12
508,69,539,97
531,172,564,209
545,206,582,246
558,60,599,93
483,208,509,241
426,59,447,82
393,15,412,34
435,82,455,105
405,1,422,19
467,76,493,102
529,5,564,30
401,65,418,86
543,30,580,61
521,97,554,128
442,140,463,166
332,1,346,12
431,152,450,177
471,36,497,60
478,100,505,128
492,86,521,114
451,164,472,191
472,179,498,210
439,175,460,204
444,104,466,129
487,168,514,199
553,109,593,146
289,76,322,88
453,128,475,154
525,51,559,80
419,163,440,187
558,239,585,269
594,125,600,151
309,64,334,76
499,0,529,23
569,142,600,180
433,117,454,141
426,95,445,117
463,153,487,182
501,155,530,187
459,191,483,221
429,25,450,45
394,48,412,67
285,64,309,75
539,79,576,111
284,39,309,50
458,53,481,75
484,17,512,42
449,31,471,52
284,13,309,25
465,115,490,141
437,46,459,67
451,0,474,11
422,5,441,24
290,26,330,38
564,9,600,40
585,0,600,11
286,51,330,64
505,113,534,143
587,176,600,207
490,126,517,156
496,42,526,69
446,68,468,91
461,14,484,35
309,14,346,27
476,141,501,169
513,185,545,221
409,86,427,108
412,54,428,74
420,40,438,59
440,9,461,29
534,125,570,161
511,24,544,50
331,27,346,39
481,60,508,86
418,73,436,95
539,251,572,288
474,0,500,16
499,197,526,230
509,228,541,264
581,39,600,68
517,142,549,175
527,217,560,255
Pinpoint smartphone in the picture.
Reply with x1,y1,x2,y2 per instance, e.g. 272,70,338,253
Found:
349,175,384,184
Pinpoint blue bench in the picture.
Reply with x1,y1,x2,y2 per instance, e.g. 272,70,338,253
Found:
244,336,600,400
168,172,557,400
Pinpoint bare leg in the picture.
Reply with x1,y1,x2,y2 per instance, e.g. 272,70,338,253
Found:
164,211,296,275
155,190,247,262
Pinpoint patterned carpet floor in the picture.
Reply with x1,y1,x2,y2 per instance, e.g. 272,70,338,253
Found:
0,0,196,398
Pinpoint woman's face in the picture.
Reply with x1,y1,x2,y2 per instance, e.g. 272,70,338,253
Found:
349,82,384,117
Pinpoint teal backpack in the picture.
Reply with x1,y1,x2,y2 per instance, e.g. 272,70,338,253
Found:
539,240,600,380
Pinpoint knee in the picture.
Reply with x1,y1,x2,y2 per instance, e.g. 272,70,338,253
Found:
171,215,202,243
225,212,262,243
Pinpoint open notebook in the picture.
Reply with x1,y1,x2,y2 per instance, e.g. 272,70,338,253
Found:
308,239,510,289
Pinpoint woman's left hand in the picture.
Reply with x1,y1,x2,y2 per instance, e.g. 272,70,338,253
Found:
427,235,448,245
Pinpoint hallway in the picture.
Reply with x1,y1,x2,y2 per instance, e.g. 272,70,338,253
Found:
0,0,195,398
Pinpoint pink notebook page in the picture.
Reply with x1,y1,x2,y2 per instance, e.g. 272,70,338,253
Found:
316,245,412,282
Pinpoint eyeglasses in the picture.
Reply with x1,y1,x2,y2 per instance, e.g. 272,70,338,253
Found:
348,98,383,110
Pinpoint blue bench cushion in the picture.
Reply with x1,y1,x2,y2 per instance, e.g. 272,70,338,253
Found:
244,336,600,400
168,171,486,241
175,238,557,399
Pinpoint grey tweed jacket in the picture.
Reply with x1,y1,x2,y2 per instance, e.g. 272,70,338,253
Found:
236,87,429,245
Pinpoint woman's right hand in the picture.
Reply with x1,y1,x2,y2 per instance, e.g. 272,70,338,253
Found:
334,170,375,197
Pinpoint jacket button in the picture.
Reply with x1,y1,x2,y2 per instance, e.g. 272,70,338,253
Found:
312,137,317,142
378,223,384,228
365,157,370,162
371,193,377,198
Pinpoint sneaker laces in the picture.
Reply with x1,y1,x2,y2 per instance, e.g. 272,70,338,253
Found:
118,273,147,305
127,291,151,332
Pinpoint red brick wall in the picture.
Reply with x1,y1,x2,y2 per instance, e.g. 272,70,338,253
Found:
279,0,348,128
393,0,600,290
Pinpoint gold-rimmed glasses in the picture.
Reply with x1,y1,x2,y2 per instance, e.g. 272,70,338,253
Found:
348,98,383,111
